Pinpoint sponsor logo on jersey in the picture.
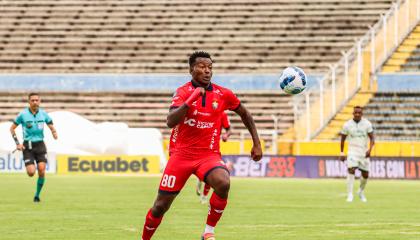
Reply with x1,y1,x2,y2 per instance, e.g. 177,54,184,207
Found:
184,117,214,128
184,118,196,126
194,111,211,116
209,129,218,149
171,125,179,143
214,89,223,96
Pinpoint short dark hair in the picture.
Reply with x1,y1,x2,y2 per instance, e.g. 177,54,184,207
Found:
189,51,212,67
354,106,363,110
28,92,39,99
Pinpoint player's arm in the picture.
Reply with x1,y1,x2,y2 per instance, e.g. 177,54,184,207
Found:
221,112,232,142
339,133,347,161
233,104,262,161
10,123,24,151
45,112,57,140
166,87,205,128
221,126,232,142
47,124,58,140
366,132,375,158
167,105,189,128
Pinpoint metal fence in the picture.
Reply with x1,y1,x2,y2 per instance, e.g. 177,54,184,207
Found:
292,0,420,141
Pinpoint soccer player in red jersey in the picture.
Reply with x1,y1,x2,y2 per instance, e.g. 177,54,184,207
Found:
196,111,232,204
141,51,263,240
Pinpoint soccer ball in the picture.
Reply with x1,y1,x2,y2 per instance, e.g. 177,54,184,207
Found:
279,66,307,94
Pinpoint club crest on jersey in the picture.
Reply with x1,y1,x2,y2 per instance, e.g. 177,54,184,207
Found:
212,100,218,110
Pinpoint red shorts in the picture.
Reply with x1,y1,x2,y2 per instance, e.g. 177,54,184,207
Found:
158,152,229,194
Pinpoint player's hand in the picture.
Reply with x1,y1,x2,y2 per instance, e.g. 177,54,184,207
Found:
365,150,371,158
197,87,205,96
185,87,205,107
339,152,346,161
251,144,263,162
16,144,25,151
221,133,229,142
52,131,58,140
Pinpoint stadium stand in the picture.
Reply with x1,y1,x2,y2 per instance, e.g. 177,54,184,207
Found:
0,91,293,140
363,92,420,140
313,92,373,140
315,92,420,141
382,24,420,72
0,0,393,74
0,0,402,147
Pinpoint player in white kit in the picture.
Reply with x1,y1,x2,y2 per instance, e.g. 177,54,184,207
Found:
339,106,375,202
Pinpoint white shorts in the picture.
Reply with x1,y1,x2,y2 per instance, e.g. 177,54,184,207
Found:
347,155,370,172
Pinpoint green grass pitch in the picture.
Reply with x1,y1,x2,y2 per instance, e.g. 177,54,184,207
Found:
0,174,419,240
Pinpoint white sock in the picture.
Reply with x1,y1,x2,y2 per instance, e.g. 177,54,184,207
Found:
347,173,355,195
204,224,215,234
360,177,367,192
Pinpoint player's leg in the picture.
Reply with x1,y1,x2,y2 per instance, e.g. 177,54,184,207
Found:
357,159,369,202
25,164,36,177
346,168,357,202
346,167,356,202
358,170,369,202
359,170,369,192
203,168,230,239
34,162,46,202
23,148,36,177
33,143,48,202
196,157,230,240
142,193,177,240
346,156,358,202
141,155,192,240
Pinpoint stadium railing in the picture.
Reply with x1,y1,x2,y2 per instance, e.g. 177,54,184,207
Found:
291,0,420,141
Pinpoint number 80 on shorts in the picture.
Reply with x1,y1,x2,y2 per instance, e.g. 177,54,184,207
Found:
161,174,176,188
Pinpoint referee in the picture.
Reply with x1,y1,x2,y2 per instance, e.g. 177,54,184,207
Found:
10,93,58,202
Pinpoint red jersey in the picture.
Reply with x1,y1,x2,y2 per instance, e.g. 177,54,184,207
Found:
169,81,240,156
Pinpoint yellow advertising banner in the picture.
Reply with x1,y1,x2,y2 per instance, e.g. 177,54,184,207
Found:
57,155,160,174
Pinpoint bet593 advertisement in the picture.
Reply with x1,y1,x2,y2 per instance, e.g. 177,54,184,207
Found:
223,155,420,179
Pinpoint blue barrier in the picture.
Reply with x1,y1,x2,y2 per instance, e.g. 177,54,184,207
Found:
377,73,420,92
2,73,418,92
0,74,322,91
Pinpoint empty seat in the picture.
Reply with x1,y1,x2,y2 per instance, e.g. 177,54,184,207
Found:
363,92,420,140
0,91,293,141
0,0,393,73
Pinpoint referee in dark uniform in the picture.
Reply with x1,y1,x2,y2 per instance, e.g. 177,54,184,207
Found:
10,93,58,202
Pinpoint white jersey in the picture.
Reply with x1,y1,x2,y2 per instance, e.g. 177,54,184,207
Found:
341,118,373,157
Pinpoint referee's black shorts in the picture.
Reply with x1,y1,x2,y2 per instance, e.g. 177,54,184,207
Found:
22,141,48,166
